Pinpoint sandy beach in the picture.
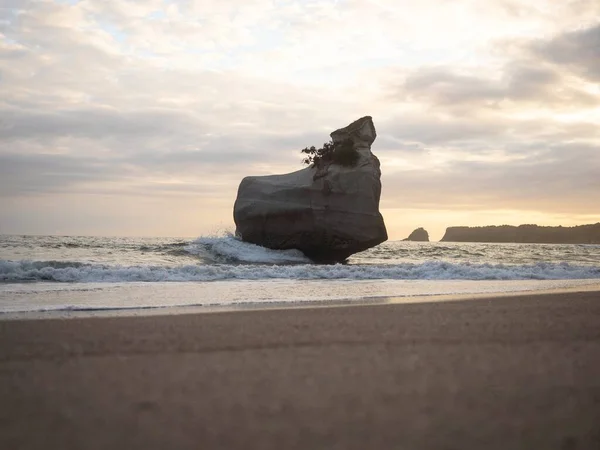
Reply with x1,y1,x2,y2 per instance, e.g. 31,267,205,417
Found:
1,290,599,449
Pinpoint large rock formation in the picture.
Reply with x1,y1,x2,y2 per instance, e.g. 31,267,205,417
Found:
403,227,429,242
441,223,600,244
233,116,388,262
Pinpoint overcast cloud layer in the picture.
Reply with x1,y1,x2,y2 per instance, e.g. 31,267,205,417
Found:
1,0,599,239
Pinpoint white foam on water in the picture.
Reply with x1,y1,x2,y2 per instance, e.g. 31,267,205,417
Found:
186,234,312,264
1,279,599,315
1,259,599,283
2,235,599,317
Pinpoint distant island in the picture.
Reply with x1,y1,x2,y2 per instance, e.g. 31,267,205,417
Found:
403,227,429,242
440,223,600,244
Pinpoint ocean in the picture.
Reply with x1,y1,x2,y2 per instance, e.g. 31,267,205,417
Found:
1,234,599,317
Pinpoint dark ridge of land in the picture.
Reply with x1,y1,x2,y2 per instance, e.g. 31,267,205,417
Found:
441,222,600,244
1,291,600,450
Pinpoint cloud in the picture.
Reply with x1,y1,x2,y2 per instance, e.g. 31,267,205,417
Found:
1,0,599,235
398,60,597,112
0,106,202,141
531,22,600,81
381,141,600,214
375,20,600,219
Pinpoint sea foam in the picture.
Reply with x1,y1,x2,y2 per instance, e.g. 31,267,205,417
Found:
2,279,599,315
1,259,599,283
186,234,311,264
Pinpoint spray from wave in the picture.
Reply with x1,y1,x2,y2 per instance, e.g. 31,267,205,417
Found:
185,233,312,264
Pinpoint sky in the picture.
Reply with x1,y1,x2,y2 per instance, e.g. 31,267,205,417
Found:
1,0,599,241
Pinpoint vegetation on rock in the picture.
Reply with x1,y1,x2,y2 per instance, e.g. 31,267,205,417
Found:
301,138,359,167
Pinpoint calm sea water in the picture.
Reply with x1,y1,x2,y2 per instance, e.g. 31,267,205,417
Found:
1,234,599,315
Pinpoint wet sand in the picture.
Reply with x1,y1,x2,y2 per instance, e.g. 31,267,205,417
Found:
1,290,599,449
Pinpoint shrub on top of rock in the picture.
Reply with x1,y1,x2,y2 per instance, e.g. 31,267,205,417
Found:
301,138,359,167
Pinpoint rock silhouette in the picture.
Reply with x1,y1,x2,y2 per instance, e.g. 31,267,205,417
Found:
233,116,387,262
403,228,429,242
441,223,600,244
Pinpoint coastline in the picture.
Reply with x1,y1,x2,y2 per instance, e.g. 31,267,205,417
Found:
2,279,599,321
1,290,599,449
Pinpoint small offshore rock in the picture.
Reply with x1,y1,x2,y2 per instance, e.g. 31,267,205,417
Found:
402,227,430,242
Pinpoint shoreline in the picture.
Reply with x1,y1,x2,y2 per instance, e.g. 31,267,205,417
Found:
1,290,599,449
2,280,600,321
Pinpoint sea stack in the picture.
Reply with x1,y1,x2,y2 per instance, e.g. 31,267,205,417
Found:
403,227,429,242
233,116,388,262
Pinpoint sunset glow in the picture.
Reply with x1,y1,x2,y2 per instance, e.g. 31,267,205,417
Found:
1,0,599,239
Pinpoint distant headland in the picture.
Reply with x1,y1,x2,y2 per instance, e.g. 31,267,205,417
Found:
440,223,600,244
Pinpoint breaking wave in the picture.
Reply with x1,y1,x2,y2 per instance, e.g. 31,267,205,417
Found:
185,234,312,264
1,259,599,283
